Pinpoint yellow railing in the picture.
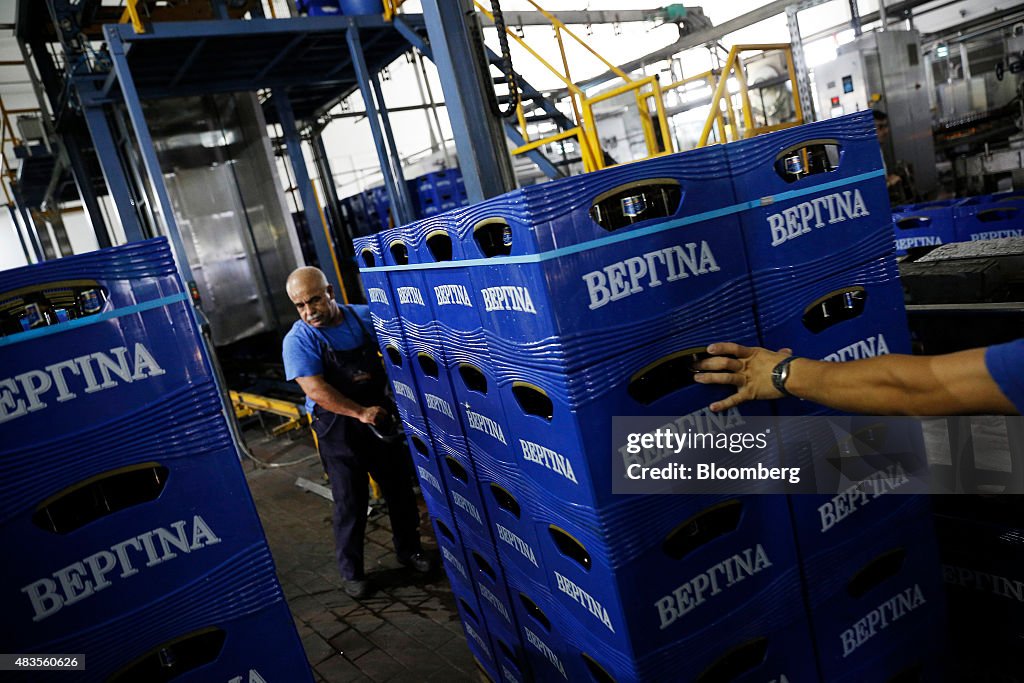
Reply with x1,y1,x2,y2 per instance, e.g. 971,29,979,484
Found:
121,0,263,33
383,0,407,22
476,5,803,174
581,76,673,170
0,95,28,206
662,71,731,144
697,44,804,147
475,0,672,174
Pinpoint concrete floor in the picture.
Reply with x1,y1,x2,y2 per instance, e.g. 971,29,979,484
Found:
240,426,484,682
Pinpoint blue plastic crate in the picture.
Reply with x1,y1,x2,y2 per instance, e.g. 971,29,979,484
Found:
726,111,894,278
375,319,428,427
487,490,804,660
404,417,450,509
0,247,230,515
954,191,1024,242
430,508,474,596
471,451,550,583
438,437,493,542
451,579,500,682
353,234,399,323
935,514,1024,636
489,626,533,683
506,560,817,682
637,605,820,683
2,445,282,652
505,569,627,682
461,527,519,638
0,238,187,314
790,492,932,567
489,326,764,510
824,645,945,683
801,510,946,676
43,598,311,683
533,495,804,658
891,199,960,255
398,216,519,470
755,255,911,416
455,148,751,353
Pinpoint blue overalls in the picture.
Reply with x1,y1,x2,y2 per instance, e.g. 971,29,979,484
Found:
310,308,422,581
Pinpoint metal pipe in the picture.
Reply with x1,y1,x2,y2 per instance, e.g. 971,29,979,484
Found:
20,204,44,261
410,50,441,153
105,25,196,284
8,203,33,264
879,0,888,30
849,0,862,36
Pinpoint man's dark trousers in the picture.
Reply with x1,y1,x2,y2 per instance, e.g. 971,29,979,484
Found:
318,423,421,581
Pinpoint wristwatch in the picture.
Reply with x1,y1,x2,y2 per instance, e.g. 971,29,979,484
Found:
771,356,799,398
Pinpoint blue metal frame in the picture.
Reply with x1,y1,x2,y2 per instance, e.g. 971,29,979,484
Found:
61,130,111,249
21,204,46,261
347,24,416,226
420,0,515,201
7,204,34,264
274,89,345,299
78,93,147,243
104,24,195,284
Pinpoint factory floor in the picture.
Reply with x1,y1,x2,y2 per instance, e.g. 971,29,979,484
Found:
240,425,483,683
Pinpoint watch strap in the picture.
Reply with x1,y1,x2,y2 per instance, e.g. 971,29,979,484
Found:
771,356,799,398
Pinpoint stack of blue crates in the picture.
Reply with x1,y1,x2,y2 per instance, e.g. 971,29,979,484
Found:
341,168,470,234
355,112,946,681
891,199,960,255
889,190,1024,253
0,239,311,682
727,113,944,680
933,497,1024,679
354,230,527,680
953,192,1024,242
413,168,467,217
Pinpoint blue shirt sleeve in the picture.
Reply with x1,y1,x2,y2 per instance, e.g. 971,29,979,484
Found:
985,339,1024,414
283,323,323,380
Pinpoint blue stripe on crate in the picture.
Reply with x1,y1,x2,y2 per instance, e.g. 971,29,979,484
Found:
358,169,887,273
0,293,190,347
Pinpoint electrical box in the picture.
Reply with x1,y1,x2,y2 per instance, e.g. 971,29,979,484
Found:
814,30,937,199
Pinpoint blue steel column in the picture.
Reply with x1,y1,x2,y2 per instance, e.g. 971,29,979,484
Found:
19,204,45,261
7,204,33,264
79,95,146,243
370,71,416,225
347,24,416,226
104,25,195,284
420,0,516,201
62,130,111,249
274,89,345,298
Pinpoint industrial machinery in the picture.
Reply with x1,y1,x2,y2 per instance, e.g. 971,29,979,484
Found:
814,30,938,200
147,93,301,346
948,27,1024,193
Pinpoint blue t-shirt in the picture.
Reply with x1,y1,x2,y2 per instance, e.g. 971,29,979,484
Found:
985,338,1024,414
283,305,376,414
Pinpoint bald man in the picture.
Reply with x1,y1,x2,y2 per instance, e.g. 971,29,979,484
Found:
283,267,429,599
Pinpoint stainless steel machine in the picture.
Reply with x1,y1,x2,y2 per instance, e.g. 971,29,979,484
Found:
814,30,937,199
146,93,301,347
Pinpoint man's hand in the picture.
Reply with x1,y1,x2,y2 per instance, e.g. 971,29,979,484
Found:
694,342,793,412
359,405,387,426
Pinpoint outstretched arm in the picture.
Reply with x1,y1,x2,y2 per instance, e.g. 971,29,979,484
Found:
694,343,1017,416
